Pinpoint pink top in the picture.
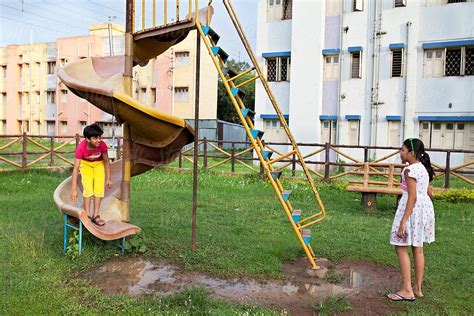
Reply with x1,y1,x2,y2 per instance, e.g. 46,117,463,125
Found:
75,140,108,162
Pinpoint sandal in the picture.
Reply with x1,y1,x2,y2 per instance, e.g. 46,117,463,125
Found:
89,215,105,226
387,292,416,302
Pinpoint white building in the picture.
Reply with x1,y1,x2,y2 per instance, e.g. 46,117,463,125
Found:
255,0,474,168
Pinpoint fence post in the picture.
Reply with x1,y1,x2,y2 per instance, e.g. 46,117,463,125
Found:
21,132,27,169
364,146,369,162
178,149,183,168
50,136,54,166
75,133,80,148
292,153,296,177
444,150,451,189
324,142,330,181
231,142,235,174
203,137,208,170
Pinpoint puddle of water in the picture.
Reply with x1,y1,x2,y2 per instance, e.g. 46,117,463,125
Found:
80,258,368,301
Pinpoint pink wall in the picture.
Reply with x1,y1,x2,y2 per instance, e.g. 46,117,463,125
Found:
155,52,173,115
56,35,105,136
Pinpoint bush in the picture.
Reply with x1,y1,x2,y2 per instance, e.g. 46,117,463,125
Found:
433,188,474,203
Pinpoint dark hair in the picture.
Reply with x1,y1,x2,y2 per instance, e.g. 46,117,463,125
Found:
83,123,103,139
403,138,434,182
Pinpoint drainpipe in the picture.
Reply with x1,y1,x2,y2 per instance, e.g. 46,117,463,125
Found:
335,0,345,146
369,0,378,155
401,21,412,142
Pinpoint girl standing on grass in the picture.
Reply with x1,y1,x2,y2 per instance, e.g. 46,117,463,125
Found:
388,138,435,302
70,124,112,226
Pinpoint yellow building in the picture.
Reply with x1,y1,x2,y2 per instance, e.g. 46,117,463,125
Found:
132,30,217,120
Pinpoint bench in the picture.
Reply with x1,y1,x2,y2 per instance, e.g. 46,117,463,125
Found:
346,162,404,210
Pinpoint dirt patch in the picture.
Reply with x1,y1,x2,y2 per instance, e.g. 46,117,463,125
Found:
78,257,403,315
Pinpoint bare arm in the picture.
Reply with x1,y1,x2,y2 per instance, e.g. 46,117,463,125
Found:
70,158,81,202
427,185,433,199
103,151,112,189
397,169,417,238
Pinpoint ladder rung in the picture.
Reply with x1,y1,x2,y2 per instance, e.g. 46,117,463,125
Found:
211,46,229,63
222,67,238,78
235,76,258,89
302,229,312,245
241,108,254,118
229,67,255,82
250,129,264,140
271,170,283,180
261,150,273,160
268,149,297,165
292,210,302,224
282,189,292,202
201,25,220,44
231,87,247,98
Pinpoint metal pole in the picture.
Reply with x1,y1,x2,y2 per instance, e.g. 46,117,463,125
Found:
192,30,201,252
121,0,135,221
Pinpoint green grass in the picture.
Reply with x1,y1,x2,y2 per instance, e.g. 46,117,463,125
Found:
0,168,473,314
311,294,352,315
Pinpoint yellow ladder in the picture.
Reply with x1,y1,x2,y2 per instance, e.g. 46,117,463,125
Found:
196,0,326,269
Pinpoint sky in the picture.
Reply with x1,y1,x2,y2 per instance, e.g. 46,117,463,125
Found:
0,0,258,62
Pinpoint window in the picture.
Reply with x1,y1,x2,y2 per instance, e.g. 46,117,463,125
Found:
353,0,364,11
139,87,147,103
348,120,360,145
445,48,461,76
61,89,68,102
2,92,6,104
265,57,291,82
36,62,41,77
425,46,473,77
264,119,288,143
47,91,56,104
1,65,6,78
34,120,40,134
23,92,30,105
174,87,189,103
394,0,406,7
46,121,55,135
20,120,29,133
388,121,401,146
0,120,6,134
351,51,362,78
61,121,67,134
35,91,40,104
47,61,56,75
419,121,470,149
80,121,87,132
323,55,340,80
320,120,337,144
391,49,403,77
59,58,67,67
267,0,283,21
282,0,292,19
150,87,156,105
424,49,444,77
466,47,474,75
175,51,190,67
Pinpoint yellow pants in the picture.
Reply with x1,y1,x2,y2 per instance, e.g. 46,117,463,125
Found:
79,160,105,198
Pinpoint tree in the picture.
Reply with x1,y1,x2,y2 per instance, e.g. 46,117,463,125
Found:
217,59,255,124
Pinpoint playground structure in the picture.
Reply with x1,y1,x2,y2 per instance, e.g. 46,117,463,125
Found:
53,0,327,269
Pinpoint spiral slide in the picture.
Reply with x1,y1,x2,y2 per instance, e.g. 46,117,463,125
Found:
53,7,212,241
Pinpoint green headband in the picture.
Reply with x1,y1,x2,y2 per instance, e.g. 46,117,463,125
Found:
409,138,414,152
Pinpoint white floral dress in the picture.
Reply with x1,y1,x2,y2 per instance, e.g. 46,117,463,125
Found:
390,162,435,247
